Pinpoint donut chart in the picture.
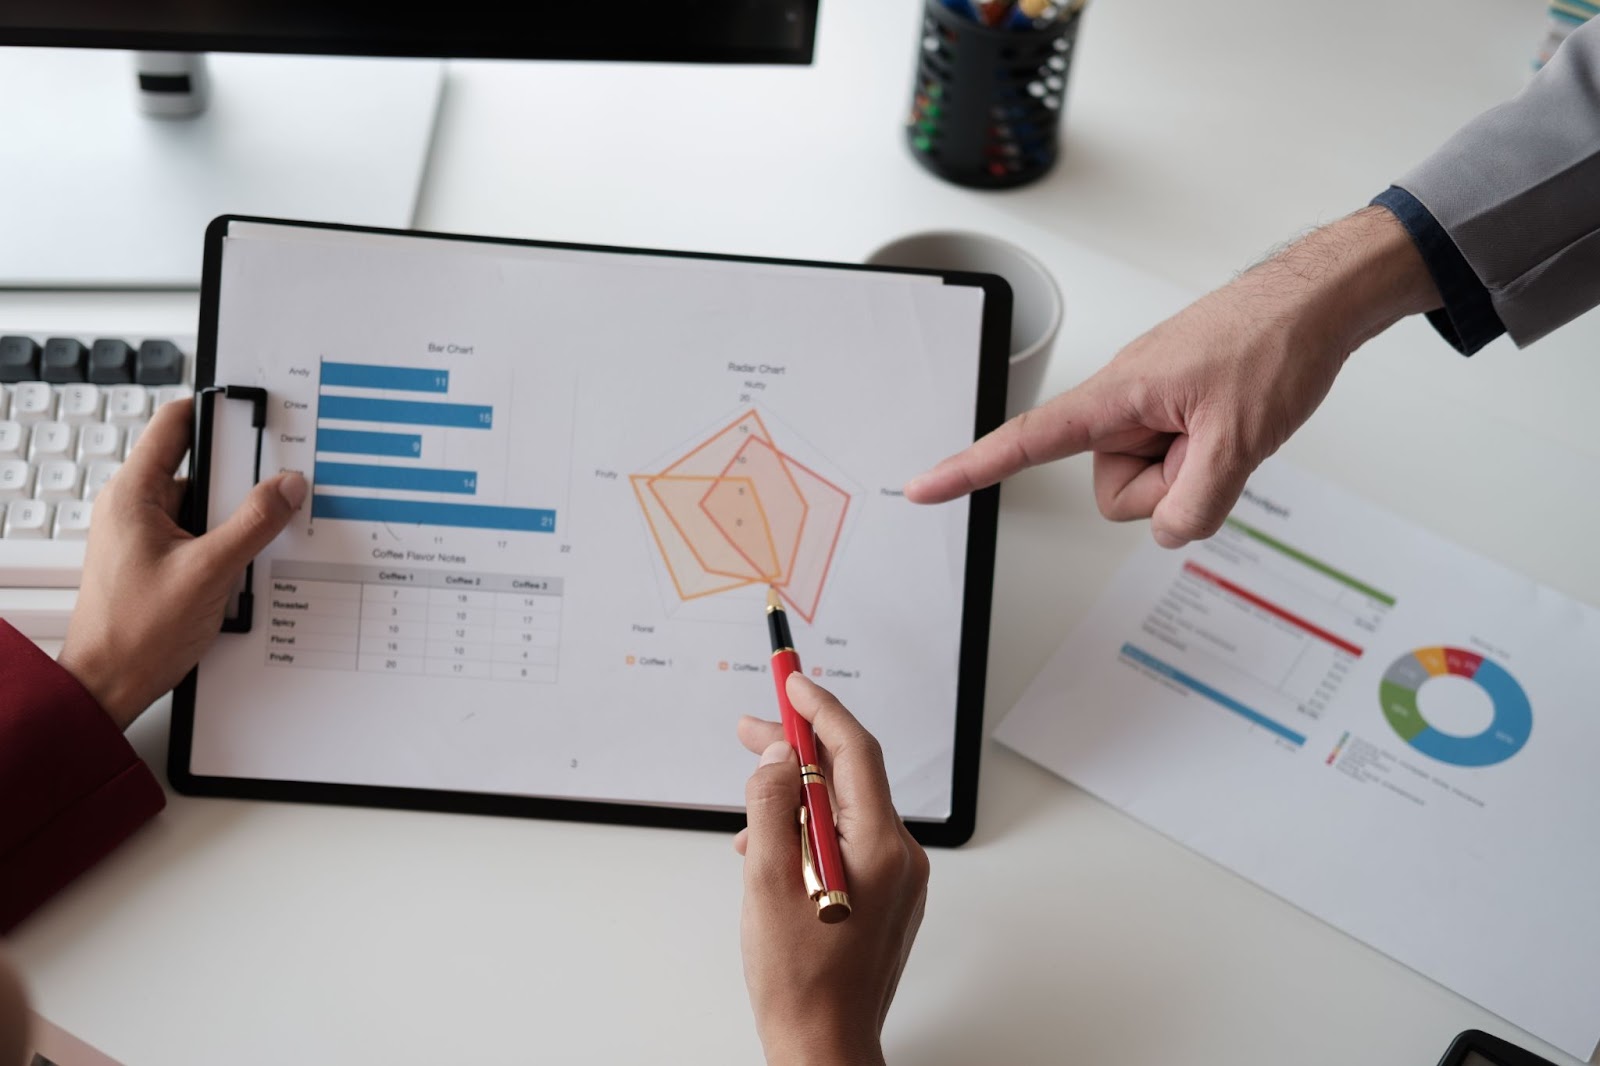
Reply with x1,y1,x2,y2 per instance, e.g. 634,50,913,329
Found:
1379,647,1531,767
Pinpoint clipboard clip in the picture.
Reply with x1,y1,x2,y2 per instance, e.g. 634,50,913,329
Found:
195,384,268,633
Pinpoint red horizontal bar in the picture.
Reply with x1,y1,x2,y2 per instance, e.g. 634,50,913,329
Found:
1183,560,1363,658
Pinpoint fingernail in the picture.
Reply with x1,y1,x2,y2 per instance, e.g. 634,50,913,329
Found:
786,672,814,696
278,473,308,511
759,740,791,767
903,473,929,498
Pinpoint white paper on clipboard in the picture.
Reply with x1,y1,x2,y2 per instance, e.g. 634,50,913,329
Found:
181,218,1001,830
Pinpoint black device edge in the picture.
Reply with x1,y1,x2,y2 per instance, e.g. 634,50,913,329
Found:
169,213,1010,849
1437,1030,1561,1066
0,2,819,64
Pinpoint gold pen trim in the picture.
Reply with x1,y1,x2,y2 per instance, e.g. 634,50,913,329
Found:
798,806,851,924
798,806,826,899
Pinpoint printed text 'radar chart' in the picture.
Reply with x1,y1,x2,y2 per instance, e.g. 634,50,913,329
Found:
631,411,850,623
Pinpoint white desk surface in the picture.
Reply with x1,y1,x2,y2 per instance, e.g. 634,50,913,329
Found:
7,1,1600,1063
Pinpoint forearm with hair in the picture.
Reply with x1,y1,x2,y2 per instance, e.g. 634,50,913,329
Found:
1244,207,1444,354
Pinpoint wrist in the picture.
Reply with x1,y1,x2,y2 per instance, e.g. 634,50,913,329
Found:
762,1022,884,1066
56,641,144,731
1254,205,1442,355
767,1043,885,1066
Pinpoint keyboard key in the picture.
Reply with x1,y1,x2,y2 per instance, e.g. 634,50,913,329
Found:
77,422,121,462
83,461,119,500
106,384,150,425
10,382,53,422
0,337,40,383
54,499,92,538
0,422,24,460
41,338,88,383
88,339,135,385
135,340,184,385
37,459,80,501
57,383,103,423
156,385,193,408
0,387,8,420
0,459,33,500
123,423,145,458
28,422,74,462
4,499,51,538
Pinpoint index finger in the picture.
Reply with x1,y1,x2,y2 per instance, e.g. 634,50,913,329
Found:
118,397,194,496
903,380,1110,504
784,673,899,840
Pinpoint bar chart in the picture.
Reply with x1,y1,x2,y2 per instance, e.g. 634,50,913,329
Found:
310,359,557,534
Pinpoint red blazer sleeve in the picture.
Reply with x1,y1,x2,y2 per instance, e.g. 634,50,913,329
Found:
0,621,166,933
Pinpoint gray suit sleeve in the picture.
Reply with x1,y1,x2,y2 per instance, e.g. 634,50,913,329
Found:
1397,17,1600,347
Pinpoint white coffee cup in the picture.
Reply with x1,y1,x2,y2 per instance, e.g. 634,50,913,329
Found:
866,231,1063,418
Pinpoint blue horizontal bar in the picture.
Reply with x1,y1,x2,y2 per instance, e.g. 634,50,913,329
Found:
321,361,449,393
1120,643,1306,746
315,462,476,495
315,428,423,458
319,394,492,429
311,494,556,533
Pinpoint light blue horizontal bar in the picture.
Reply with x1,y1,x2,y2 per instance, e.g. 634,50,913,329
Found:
315,428,423,458
315,462,476,495
1120,643,1306,746
311,494,556,533
321,361,450,393
319,394,492,429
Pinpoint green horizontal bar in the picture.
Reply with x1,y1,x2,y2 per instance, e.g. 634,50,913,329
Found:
1223,516,1396,606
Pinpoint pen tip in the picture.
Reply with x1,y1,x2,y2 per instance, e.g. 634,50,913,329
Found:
766,585,782,613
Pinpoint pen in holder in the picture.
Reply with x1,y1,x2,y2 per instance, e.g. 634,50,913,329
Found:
907,1,1082,189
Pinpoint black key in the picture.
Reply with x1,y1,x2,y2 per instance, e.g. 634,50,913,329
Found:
135,339,184,385
41,337,88,383
88,339,135,385
0,336,39,383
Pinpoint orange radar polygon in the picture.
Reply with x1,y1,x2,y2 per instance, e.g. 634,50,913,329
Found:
630,410,850,623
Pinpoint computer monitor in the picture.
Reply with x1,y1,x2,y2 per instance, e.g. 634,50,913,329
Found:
0,1,819,288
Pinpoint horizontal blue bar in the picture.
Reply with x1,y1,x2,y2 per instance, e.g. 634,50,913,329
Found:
311,494,556,533
321,361,449,393
319,394,492,429
315,428,423,458
1120,643,1306,746
315,462,476,495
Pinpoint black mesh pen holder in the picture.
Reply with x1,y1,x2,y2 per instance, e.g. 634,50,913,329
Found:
907,2,1081,189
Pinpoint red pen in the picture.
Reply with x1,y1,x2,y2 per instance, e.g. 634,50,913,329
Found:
766,585,851,923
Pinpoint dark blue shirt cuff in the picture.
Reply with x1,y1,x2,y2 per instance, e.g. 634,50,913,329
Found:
1370,185,1505,356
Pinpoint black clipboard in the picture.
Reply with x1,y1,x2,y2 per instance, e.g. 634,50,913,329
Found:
169,215,1009,847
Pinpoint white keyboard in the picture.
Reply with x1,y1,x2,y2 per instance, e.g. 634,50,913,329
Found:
0,333,195,639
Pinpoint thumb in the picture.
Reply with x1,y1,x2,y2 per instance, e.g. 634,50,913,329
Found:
743,741,802,893
1149,431,1250,548
196,472,306,572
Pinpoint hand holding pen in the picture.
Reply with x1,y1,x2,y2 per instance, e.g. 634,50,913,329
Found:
735,674,930,1065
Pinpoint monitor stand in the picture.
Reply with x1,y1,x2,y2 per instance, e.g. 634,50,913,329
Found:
0,48,444,289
